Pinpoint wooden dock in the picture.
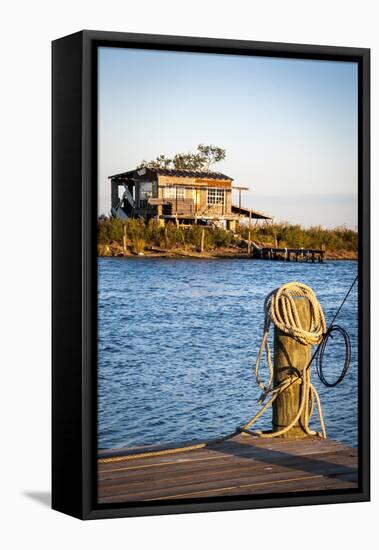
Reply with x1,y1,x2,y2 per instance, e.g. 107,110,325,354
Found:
98,434,358,503
252,246,325,262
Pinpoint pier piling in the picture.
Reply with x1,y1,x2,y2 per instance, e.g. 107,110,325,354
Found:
254,247,324,262
123,224,127,256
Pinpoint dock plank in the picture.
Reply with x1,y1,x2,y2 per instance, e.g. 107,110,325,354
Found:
97,434,358,503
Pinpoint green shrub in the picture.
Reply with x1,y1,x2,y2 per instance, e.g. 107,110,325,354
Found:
145,219,165,246
235,222,357,252
186,225,204,247
166,223,185,247
97,217,125,244
208,227,234,248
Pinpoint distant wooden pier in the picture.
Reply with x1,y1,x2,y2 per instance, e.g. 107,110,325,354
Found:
252,245,325,262
98,434,357,503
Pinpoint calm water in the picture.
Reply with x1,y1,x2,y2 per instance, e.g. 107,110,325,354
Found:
98,258,358,450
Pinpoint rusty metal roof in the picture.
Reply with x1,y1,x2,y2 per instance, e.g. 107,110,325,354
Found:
231,204,272,219
109,167,233,181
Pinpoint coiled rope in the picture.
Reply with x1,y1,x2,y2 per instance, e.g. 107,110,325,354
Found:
99,279,356,464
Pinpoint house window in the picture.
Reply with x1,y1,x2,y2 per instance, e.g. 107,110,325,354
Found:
207,188,225,205
164,186,185,200
139,182,153,201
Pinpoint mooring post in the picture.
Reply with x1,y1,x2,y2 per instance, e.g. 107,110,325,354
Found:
248,210,252,256
272,297,312,438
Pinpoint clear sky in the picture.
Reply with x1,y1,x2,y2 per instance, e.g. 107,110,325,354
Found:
98,47,358,229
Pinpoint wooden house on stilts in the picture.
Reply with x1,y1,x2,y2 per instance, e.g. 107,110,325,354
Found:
109,167,272,228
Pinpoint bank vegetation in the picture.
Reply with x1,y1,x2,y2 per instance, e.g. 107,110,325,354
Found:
97,217,357,259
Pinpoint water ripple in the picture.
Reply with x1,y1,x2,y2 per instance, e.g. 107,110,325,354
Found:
98,258,358,450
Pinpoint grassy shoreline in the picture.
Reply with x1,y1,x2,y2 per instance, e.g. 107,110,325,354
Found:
98,218,358,260
98,243,357,261
98,248,357,260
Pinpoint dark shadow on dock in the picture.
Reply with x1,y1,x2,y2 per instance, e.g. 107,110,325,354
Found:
22,491,51,508
208,439,358,483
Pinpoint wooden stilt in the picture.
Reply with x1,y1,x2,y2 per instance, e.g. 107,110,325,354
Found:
200,228,205,253
123,224,127,256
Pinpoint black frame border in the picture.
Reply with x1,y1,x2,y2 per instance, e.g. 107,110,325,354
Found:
52,30,370,520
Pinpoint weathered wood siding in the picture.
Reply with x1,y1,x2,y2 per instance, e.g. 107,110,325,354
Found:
156,175,233,216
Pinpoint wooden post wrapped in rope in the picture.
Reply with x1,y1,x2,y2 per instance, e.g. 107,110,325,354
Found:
273,297,311,438
242,282,327,439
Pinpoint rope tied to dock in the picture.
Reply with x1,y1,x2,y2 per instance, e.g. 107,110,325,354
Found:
246,280,354,439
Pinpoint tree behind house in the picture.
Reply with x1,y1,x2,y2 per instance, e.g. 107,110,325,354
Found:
138,144,226,172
